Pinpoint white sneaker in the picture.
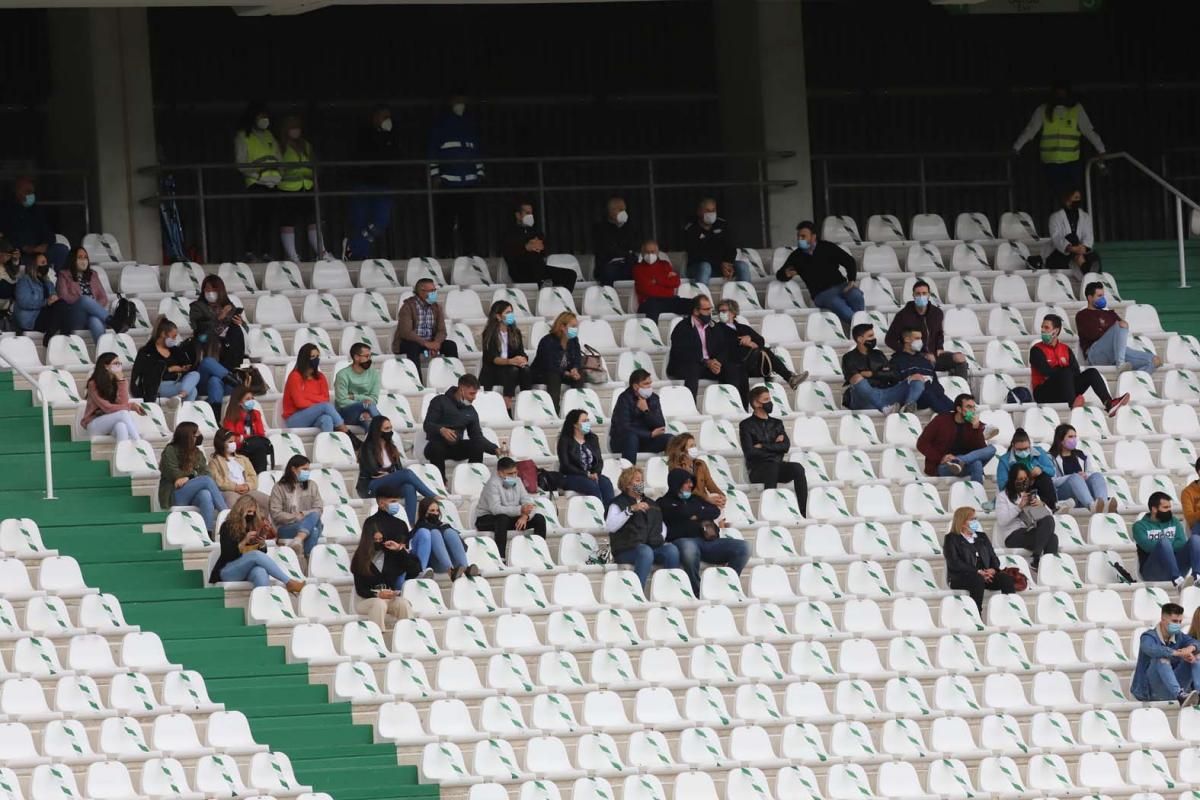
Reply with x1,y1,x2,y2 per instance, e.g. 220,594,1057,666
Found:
882,403,900,416
1055,500,1075,513
1174,576,1186,591
984,426,1000,440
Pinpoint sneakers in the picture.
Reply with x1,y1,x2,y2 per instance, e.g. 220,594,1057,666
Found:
1106,393,1131,417
1117,362,1134,374
882,403,900,416
1174,576,1187,591
1071,394,1087,409
1055,500,1075,513
984,426,1000,441
465,564,481,579
1180,689,1199,708
901,403,919,415
943,461,963,477
1093,498,1106,514
419,568,435,580
787,371,809,390
285,579,305,594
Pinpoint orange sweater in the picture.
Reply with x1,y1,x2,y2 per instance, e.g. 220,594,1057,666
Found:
1182,482,1200,530
282,370,331,419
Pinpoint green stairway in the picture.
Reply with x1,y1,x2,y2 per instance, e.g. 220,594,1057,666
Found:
1100,240,1200,339
0,371,437,800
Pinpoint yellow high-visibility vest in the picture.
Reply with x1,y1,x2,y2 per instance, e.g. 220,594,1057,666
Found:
241,130,282,187
278,141,314,192
1040,105,1082,165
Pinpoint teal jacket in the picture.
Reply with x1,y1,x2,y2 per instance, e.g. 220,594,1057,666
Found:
996,446,1056,488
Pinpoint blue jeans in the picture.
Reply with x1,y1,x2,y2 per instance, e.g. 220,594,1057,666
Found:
347,188,394,259
367,469,438,523
1086,323,1156,373
219,550,292,588
596,257,635,286
674,536,751,596
173,476,228,532
397,528,432,589
65,295,109,343
937,446,996,483
812,283,865,325
413,526,469,572
1053,473,1109,509
338,401,381,426
196,357,231,406
847,379,924,412
686,260,752,284
1137,657,1200,701
286,403,341,433
276,511,322,556
1139,536,1200,582
159,372,201,402
614,542,680,588
559,473,615,507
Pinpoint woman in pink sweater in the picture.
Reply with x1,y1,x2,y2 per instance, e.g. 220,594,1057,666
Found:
82,353,145,441
56,247,110,344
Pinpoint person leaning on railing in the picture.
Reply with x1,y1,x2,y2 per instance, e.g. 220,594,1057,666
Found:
233,101,282,262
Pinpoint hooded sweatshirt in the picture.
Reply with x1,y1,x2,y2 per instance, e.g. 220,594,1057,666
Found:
657,467,720,542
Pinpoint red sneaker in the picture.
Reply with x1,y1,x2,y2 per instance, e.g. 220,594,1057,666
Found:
1106,393,1130,417
1071,395,1086,409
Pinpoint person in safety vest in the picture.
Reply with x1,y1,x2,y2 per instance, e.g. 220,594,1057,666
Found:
1030,313,1128,415
234,102,282,262
276,115,331,263
428,93,485,258
1012,81,1106,196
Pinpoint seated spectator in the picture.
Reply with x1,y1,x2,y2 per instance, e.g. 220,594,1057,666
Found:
944,506,1016,612
633,240,692,322
334,343,382,426
356,416,438,523
532,311,583,413
994,464,1059,575
392,278,458,383
1076,281,1159,373
1049,423,1115,513
475,457,546,558
777,220,863,326
0,176,68,268
56,246,110,344
739,385,808,514
1131,602,1200,706
221,385,273,473
917,393,998,482
81,353,145,443
268,454,324,563
209,496,303,592
0,240,17,323
355,490,423,598
130,318,197,403
593,196,639,285
658,468,750,596
188,275,247,376
667,294,748,407
885,280,969,379
480,299,532,413
607,466,680,588
283,343,350,434
715,299,807,390
158,421,229,535
211,428,272,522
1031,314,1129,415
610,369,671,464
666,432,725,509
890,327,954,413
683,197,751,284
501,200,576,290
413,497,478,581
557,409,615,507
1182,460,1200,538
841,323,924,414
14,252,63,340
995,428,1061,509
1047,188,1100,271
1134,492,1200,588
423,374,501,479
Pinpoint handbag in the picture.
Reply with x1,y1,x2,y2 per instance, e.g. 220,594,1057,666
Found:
743,347,774,378
1001,566,1028,592
581,345,607,384
1018,496,1053,527
238,435,275,473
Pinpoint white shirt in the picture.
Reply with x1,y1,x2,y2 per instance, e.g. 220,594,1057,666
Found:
380,449,393,470
1048,207,1095,254
499,330,510,359
1012,104,1106,154
226,456,245,485
604,500,668,540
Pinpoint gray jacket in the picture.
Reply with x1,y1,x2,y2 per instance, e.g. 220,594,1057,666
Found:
476,475,535,518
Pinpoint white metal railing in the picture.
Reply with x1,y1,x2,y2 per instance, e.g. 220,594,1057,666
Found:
1086,151,1200,288
0,354,57,500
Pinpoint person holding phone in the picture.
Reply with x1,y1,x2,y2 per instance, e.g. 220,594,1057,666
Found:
994,463,1060,576
209,496,303,592
351,492,418,630
657,468,749,597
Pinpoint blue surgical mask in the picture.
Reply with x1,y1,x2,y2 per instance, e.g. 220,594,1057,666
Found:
22,193,35,209
1013,449,1030,460
242,399,257,411
426,291,438,304
503,476,518,488
1169,622,1184,635
913,295,930,309
386,502,402,516
1093,296,1107,310
796,238,810,252
968,519,983,533
197,333,208,344
580,421,592,434
298,469,312,483
503,312,516,326
566,327,578,339
680,490,692,500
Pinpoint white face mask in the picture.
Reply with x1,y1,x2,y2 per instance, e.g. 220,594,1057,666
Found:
287,128,301,140
256,117,270,131
379,118,393,132
718,312,731,325
702,211,718,225
615,210,629,226
165,336,180,348
204,291,219,304
687,447,700,459
452,103,466,116
521,214,535,228
642,252,658,264
225,442,237,455
911,339,924,352
108,364,122,376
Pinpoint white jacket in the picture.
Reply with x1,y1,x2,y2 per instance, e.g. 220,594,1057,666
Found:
1048,208,1094,255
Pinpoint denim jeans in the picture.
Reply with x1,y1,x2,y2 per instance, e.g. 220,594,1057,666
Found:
614,542,680,588
1136,657,1200,701
219,550,291,587
338,400,381,426
367,469,438,523
64,295,109,344
1053,473,1109,509
686,260,752,284
1086,323,1156,373
196,357,231,405
673,536,751,596
86,410,141,442
937,445,996,483
412,526,469,572
812,283,865,325
559,473,615,507
173,476,228,532
347,189,394,259
1139,536,1200,582
847,379,925,412
286,402,340,432
159,372,201,402
614,431,673,465
397,528,432,589
276,510,322,556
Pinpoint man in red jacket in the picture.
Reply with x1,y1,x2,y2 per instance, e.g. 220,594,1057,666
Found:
916,393,998,482
1030,314,1128,415
1076,282,1159,373
633,240,692,321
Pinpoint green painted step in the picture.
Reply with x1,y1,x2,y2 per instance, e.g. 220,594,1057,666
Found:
1101,240,1200,339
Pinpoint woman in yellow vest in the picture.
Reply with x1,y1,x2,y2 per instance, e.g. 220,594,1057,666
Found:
233,102,282,261
1012,82,1106,196
277,114,329,263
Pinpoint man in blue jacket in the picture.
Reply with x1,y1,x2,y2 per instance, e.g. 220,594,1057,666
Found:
428,94,484,258
609,369,671,464
658,467,749,596
1132,602,1200,706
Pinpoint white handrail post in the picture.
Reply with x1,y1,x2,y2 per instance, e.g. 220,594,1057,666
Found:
41,393,56,500
1177,195,1189,289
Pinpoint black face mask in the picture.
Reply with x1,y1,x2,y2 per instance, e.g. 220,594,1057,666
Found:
381,430,393,441
310,357,321,371
760,401,774,415
1157,510,1174,523
245,513,256,524
697,314,712,326
863,339,877,350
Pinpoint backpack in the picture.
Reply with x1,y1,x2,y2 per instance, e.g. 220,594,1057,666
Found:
1006,386,1033,404
109,296,137,334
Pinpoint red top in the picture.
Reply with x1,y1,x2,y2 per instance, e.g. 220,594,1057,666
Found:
1030,341,1072,390
633,260,681,305
221,408,267,446
1075,308,1120,356
282,370,331,419
916,412,988,476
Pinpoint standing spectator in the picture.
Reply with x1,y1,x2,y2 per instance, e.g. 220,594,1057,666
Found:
282,343,350,434
916,394,998,482
233,102,281,261
501,201,576,290
475,457,546,558
14,252,63,339
607,466,679,588
429,93,484,258
994,464,1060,575
557,409,614,507
683,197,751,284
356,416,439,523
1134,492,1200,588
890,327,954,413
221,385,273,473
480,300,531,414
1047,188,1100,271
1012,81,1105,195
0,177,68,268
1076,281,1159,373
1031,314,1128,414
158,421,229,535
633,240,691,321
658,468,750,596
944,506,1016,612
841,323,924,414
81,353,145,442
349,496,415,631
532,311,583,413
739,385,808,515
610,369,671,465
209,496,303,593
1182,460,1200,538
1131,603,1200,706
884,280,968,379
334,343,382,426
56,247,110,344
268,455,324,562
356,490,425,590
777,220,863,326
131,318,201,402
210,428,272,521
0,240,17,324
1049,423,1114,513
715,299,807,390
592,196,639,285
347,105,398,260
188,275,246,376
666,432,725,509
995,428,1062,509
413,497,478,581
423,374,501,479
667,294,748,407
392,278,458,383
276,114,329,262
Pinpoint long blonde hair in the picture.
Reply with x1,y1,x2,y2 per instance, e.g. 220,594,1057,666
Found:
950,506,976,536
225,495,260,543
551,311,577,345
665,433,694,470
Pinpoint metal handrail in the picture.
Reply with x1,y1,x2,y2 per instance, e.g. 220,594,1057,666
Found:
1085,151,1200,289
0,353,56,500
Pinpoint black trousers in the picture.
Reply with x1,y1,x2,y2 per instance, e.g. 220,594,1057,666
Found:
934,351,969,380
542,371,584,412
748,460,808,517
397,338,459,383
948,569,1017,612
424,437,484,481
1028,472,1058,508
510,263,577,292
475,513,547,559
742,348,795,382
1033,367,1112,406
434,190,477,258
242,183,277,258
1004,516,1059,570
638,297,693,322
668,361,750,409
1046,248,1101,272
481,364,532,399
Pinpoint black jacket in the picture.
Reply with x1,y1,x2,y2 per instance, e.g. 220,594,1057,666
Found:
610,492,665,553
532,333,582,380
778,241,857,296
132,341,193,400
739,414,790,468
683,216,737,267
593,219,640,269
667,317,730,376
714,321,766,366
841,347,897,387
356,441,403,498
209,521,266,584
891,350,938,380
558,432,603,477
658,468,720,542
885,301,946,354
423,387,498,454
943,531,1000,583
502,225,548,284
353,510,421,599
610,388,665,450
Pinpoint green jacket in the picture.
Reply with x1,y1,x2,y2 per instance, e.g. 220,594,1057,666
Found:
334,365,381,409
1132,513,1187,553
158,444,211,509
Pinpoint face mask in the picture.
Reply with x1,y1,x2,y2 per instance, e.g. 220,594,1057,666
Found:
697,313,712,326
1093,296,1107,310
968,519,983,533
615,210,629,226
246,513,256,524
1015,481,1029,492
503,477,518,488
680,490,692,500
22,193,35,208
701,211,717,225
225,442,237,454
913,295,929,309
687,447,700,459
503,312,516,326
1157,510,1175,523
197,334,208,344
242,399,258,411
795,238,810,251
108,363,122,375
1169,622,1184,635
863,339,877,350
287,128,301,140
642,252,658,264
760,401,775,415
580,421,592,434
379,118,393,132
1040,332,1054,344
452,103,466,117
1013,449,1030,460
962,409,976,422
205,291,219,303
427,510,441,520
165,336,180,348
521,214,535,228
381,430,393,441
1064,436,1078,449
256,117,270,131
631,482,645,495
911,339,924,352
637,387,653,399
718,312,731,325
298,469,312,483
310,357,320,370
387,502,402,516
425,291,438,304
566,327,578,339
